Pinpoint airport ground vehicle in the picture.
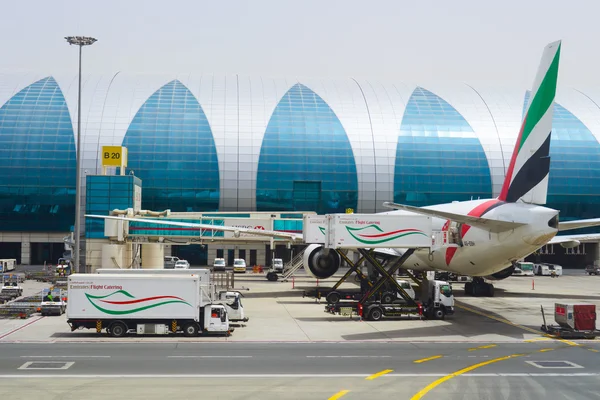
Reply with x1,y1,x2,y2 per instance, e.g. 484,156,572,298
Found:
513,261,535,276
213,258,226,271
272,258,284,273
0,259,16,273
585,265,600,275
164,256,179,269
541,303,598,339
174,260,190,269
67,273,231,337
534,263,563,276
40,288,66,316
312,279,416,305
1,277,23,297
326,277,454,321
95,268,248,322
533,263,550,276
233,259,247,273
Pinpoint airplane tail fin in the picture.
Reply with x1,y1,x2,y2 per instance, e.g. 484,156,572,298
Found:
498,40,561,205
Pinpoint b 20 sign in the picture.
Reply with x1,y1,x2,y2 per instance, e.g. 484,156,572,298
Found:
102,146,127,167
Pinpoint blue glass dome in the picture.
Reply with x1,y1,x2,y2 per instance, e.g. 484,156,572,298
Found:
256,83,358,213
394,87,492,206
0,77,75,231
122,80,220,212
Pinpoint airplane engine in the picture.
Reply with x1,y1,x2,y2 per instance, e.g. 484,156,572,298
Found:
303,244,341,279
559,240,580,249
484,264,516,281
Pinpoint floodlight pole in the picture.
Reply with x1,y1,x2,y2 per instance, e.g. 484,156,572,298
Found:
65,36,97,274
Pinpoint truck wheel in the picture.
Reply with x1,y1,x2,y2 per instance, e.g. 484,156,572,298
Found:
183,322,199,337
464,282,473,296
381,292,395,304
369,307,383,321
434,309,445,320
109,321,127,338
266,272,278,281
326,292,341,304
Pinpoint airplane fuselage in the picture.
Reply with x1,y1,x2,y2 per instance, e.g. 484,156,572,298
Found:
381,199,559,277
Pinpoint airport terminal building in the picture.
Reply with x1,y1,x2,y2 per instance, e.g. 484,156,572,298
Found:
0,73,599,267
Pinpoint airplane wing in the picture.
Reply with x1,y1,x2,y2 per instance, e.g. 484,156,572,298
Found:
558,218,600,231
85,214,304,242
548,233,600,247
382,202,525,233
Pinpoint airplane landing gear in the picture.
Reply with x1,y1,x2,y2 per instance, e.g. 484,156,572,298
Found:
464,278,494,297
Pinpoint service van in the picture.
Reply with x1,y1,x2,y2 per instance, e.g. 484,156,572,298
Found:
233,259,247,273
272,258,284,273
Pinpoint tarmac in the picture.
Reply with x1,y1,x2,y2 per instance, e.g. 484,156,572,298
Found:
0,268,599,399
1,269,598,344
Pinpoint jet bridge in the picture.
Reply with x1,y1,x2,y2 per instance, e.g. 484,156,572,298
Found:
88,208,315,271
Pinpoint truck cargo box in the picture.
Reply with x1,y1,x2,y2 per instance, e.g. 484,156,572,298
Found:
67,274,200,321
555,303,596,331
304,213,432,249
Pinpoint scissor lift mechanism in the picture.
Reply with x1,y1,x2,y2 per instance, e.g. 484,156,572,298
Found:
297,213,443,320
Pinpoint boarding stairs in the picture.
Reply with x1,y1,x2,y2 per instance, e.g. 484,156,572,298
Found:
280,250,306,281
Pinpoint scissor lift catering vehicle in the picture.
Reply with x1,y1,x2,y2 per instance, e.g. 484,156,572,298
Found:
301,213,454,321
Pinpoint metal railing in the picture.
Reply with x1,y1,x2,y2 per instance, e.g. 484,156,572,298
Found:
281,250,306,281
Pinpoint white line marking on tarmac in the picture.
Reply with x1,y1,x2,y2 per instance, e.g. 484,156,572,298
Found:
306,356,392,358
20,356,110,358
167,356,253,358
0,373,598,379
18,362,75,370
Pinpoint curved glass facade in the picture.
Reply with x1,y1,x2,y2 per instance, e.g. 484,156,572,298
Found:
122,80,220,212
1,73,600,236
524,91,600,221
0,77,75,231
256,83,358,213
394,87,492,206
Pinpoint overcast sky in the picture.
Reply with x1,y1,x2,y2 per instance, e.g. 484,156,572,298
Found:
0,0,595,87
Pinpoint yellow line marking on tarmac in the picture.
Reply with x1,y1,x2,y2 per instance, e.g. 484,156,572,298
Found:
539,348,554,352
456,303,579,347
410,353,524,400
414,355,443,364
366,369,393,380
468,344,497,351
328,390,350,400
525,338,552,342
588,349,599,353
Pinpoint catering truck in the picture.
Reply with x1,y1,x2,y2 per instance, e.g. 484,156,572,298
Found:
96,268,248,322
66,273,231,337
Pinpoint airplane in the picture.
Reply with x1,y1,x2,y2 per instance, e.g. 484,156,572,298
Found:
86,40,600,297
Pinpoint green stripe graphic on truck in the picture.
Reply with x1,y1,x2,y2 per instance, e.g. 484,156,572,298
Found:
346,225,428,245
85,290,192,315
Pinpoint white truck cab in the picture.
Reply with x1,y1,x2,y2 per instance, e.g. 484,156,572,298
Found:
396,279,416,300
421,280,454,319
272,258,284,273
216,291,248,322
205,304,230,333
